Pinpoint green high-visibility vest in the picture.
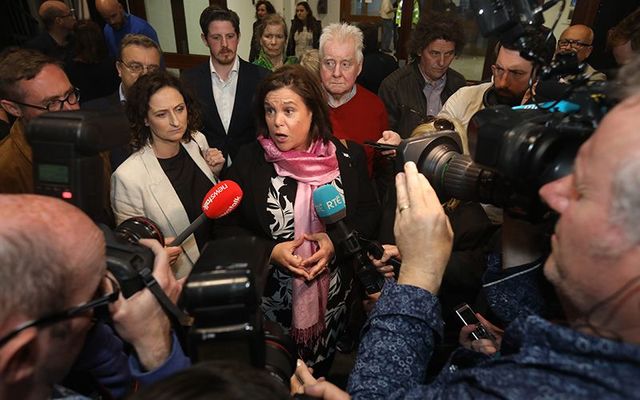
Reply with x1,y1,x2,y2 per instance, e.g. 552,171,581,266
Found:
395,0,420,27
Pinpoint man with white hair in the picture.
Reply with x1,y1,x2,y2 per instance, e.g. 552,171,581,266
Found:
319,23,388,176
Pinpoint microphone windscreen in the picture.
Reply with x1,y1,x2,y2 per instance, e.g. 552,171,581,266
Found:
313,184,346,224
201,180,243,219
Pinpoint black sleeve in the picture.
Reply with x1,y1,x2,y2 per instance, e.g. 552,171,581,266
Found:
286,23,296,57
214,144,278,257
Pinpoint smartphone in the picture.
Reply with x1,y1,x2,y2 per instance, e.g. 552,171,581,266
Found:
455,303,494,341
363,140,398,151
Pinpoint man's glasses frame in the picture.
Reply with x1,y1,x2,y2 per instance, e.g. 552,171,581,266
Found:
557,38,592,49
7,87,80,112
0,276,119,348
118,59,161,75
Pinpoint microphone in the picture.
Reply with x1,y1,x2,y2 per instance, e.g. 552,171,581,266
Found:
169,180,243,246
313,185,390,294
313,185,357,253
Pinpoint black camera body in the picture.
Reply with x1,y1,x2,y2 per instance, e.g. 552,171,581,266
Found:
396,1,616,221
101,219,162,298
183,236,296,387
27,110,129,224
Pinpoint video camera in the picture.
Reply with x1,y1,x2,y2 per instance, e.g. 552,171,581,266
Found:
396,0,617,220
27,110,194,325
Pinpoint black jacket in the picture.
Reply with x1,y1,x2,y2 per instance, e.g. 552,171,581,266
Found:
182,59,269,161
378,62,466,137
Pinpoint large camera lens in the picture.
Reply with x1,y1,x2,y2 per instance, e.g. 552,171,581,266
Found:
263,320,297,388
114,216,165,246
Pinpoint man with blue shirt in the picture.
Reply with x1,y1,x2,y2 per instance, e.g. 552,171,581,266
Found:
294,59,640,399
96,0,159,58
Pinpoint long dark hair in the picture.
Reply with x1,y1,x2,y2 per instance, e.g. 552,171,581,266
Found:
291,1,316,33
126,71,202,151
255,64,331,143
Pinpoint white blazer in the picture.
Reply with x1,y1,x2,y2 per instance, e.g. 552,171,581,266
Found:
111,131,217,279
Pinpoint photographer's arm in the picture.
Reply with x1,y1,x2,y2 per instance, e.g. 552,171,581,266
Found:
110,239,190,384
348,162,453,399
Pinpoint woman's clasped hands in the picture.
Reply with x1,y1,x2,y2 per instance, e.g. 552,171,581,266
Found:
270,232,334,281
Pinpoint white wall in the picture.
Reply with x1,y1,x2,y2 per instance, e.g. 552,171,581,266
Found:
144,0,177,52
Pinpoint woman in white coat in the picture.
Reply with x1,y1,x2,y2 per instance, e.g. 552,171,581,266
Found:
111,71,224,278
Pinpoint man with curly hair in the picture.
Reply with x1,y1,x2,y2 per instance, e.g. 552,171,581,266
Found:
378,12,466,138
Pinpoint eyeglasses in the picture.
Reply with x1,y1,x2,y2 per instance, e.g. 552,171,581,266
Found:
321,59,356,72
491,64,529,80
0,276,120,348
7,87,80,112
557,39,592,49
119,60,161,75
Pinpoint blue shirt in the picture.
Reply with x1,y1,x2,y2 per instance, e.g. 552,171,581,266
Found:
103,13,159,57
348,277,640,399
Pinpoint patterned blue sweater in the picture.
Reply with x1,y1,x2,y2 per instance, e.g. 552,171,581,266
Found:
348,263,640,399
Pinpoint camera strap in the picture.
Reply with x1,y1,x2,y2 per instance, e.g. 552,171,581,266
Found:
138,266,194,327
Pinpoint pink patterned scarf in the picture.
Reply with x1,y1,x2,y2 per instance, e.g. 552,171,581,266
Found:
258,136,340,347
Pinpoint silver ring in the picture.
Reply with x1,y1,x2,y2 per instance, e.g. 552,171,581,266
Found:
399,204,410,213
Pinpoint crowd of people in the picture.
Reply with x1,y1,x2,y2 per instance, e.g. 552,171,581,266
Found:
1,1,640,399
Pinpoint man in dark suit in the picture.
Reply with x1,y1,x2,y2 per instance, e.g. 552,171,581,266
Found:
83,34,162,170
182,6,269,165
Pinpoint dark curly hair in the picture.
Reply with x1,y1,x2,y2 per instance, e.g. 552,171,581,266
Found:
125,71,202,152
255,64,332,143
408,12,465,57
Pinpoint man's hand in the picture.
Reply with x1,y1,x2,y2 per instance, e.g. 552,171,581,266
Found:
163,236,182,267
370,244,401,278
394,162,453,294
291,360,350,400
109,239,185,371
203,147,225,177
378,130,402,157
458,313,504,356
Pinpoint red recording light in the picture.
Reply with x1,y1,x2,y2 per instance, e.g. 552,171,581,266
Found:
61,191,73,199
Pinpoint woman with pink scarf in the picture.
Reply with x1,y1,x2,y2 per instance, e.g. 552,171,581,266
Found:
216,65,380,375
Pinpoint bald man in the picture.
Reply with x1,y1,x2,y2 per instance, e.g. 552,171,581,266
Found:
556,24,606,80
0,194,190,398
96,0,159,58
24,0,76,62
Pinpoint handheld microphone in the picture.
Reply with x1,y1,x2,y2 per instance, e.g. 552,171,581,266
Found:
169,180,243,246
313,185,387,294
